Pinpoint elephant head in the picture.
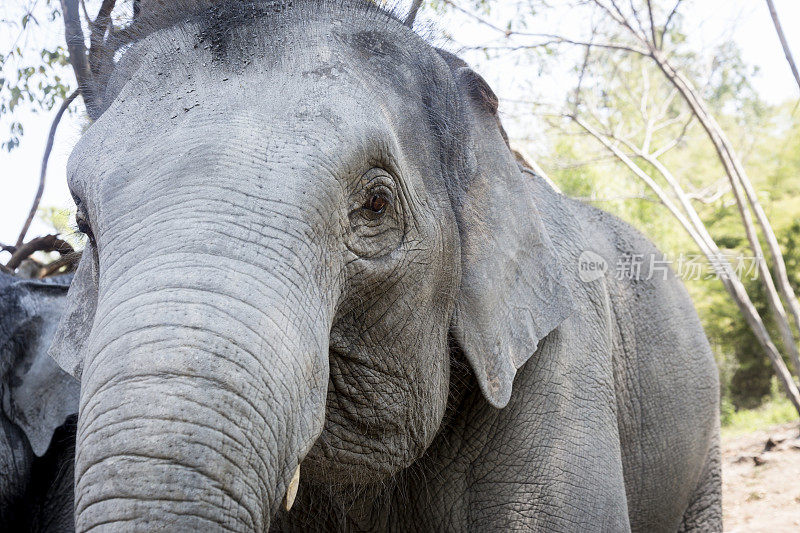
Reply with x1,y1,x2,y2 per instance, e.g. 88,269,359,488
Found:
49,1,572,529
1,272,78,526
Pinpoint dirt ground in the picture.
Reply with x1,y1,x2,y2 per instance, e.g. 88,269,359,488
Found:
722,422,800,532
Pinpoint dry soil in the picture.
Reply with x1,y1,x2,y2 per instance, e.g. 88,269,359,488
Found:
722,422,800,532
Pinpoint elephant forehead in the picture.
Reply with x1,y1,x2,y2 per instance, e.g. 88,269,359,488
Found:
72,74,352,192
67,7,451,212
105,5,421,113
72,84,404,207
71,63,438,205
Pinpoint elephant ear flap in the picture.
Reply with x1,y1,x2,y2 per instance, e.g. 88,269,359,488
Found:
49,248,98,381
450,67,574,408
1,275,80,456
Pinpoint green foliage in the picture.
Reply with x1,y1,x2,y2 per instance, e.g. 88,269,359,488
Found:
1,1,70,151
785,221,800,289
721,386,799,437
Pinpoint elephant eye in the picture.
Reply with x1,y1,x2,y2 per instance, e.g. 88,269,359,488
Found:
361,188,392,220
365,193,388,214
346,173,403,258
75,210,95,243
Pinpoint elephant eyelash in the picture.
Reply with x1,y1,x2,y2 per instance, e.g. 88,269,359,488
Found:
69,192,95,241
74,210,96,243
67,221,88,242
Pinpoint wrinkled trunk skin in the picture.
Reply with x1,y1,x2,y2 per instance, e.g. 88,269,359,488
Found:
74,248,331,531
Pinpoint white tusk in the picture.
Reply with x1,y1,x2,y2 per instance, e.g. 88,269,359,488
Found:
283,464,301,512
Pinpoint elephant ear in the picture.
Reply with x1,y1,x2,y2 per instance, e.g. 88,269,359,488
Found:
449,67,574,408
1,274,79,456
49,247,98,381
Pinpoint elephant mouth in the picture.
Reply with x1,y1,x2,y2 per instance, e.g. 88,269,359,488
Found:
293,346,431,485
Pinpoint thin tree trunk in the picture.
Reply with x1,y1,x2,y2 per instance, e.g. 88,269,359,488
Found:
14,89,79,249
766,0,800,93
60,0,102,118
405,0,424,27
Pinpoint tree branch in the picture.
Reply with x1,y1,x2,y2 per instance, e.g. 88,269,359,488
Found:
765,0,800,94
626,0,650,44
90,0,117,57
38,252,82,278
592,0,649,45
459,39,649,56
94,0,117,24
6,235,74,271
442,1,650,55
88,0,118,99
660,0,683,49
652,49,800,351
572,37,594,113
14,89,80,249
645,0,657,47
685,179,730,204
650,113,693,157
404,0,423,28
638,146,800,377
60,0,101,118
80,0,91,22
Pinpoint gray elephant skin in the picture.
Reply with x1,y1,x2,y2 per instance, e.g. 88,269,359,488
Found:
1,272,78,532
47,1,721,531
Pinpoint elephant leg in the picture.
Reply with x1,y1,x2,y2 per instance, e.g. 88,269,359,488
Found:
677,432,722,533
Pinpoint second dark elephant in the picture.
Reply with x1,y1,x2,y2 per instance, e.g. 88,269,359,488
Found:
1,272,78,532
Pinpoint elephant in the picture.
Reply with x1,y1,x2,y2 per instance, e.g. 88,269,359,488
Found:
47,1,721,531
1,272,78,532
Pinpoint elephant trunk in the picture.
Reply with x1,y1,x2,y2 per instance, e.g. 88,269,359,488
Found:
73,257,330,531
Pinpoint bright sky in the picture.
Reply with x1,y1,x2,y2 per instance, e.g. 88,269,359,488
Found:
1,0,799,255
